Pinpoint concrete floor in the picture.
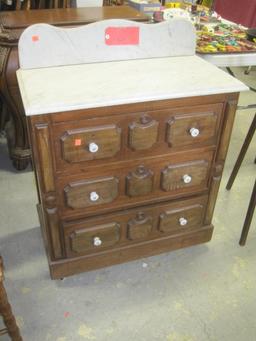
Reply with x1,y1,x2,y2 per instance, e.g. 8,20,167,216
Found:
0,66,255,341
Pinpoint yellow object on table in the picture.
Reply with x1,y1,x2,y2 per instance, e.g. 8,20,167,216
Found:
165,2,181,8
201,0,213,7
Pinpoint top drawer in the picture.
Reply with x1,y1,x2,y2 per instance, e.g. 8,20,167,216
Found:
53,103,223,170
61,124,121,163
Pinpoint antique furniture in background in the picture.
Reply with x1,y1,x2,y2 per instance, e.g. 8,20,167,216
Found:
0,256,22,341
17,19,247,279
0,6,148,170
226,113,256,245
16,0,72,10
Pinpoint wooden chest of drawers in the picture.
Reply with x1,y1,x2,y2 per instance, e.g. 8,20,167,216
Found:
17,19,247,278
27,93,239,278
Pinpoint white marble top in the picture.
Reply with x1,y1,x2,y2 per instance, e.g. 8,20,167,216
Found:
17,55,248,116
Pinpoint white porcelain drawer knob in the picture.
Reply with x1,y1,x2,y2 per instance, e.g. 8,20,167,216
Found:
88,142,99,153
179,217,188,226
93,236,102,246
183,174,192,184
90,191,99,202
189,127,200,137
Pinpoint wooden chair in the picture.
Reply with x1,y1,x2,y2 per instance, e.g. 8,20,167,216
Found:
0,257,22,341
226,113,256,245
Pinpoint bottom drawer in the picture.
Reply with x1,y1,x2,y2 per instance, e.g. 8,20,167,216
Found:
63,195,208,257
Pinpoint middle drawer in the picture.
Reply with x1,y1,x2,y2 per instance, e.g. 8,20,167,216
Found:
57,150,214,219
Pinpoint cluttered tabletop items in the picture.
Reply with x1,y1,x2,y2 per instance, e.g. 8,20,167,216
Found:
128,0,256,55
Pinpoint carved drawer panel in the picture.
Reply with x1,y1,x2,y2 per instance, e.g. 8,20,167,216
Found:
128,114,159,150
161,159,209,192
69,222,120,254
159,203,204,233
127,212,153,240
166,108,221,148
63,195,208,257
64,176,119,209
126,165,154,197
61,124,121,163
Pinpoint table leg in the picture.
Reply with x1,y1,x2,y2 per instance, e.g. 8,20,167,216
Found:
226,114,256,190
239,180,256,246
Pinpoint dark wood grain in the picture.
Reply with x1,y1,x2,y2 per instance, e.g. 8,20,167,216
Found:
0,6,148,29
27,92,240,278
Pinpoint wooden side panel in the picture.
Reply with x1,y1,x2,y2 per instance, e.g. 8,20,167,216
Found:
35,123,55,193
34,122,64,260
217,100,238,161
45,208,63,259
205,97,239,225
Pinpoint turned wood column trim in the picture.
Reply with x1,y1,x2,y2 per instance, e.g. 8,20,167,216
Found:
35,123,55,192
33,122,64,260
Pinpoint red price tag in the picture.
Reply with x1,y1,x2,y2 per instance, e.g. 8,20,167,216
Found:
105,27,140,46
74,139,82,146
32,35,39,42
